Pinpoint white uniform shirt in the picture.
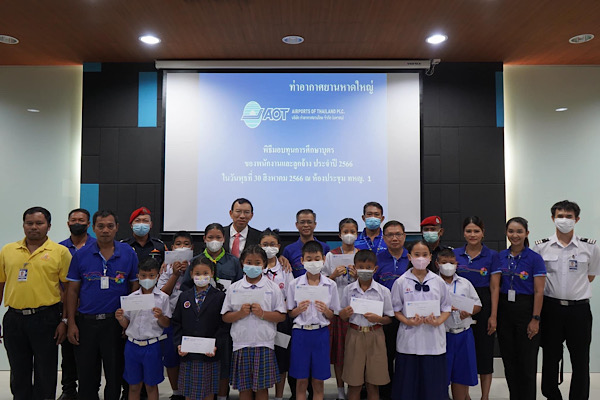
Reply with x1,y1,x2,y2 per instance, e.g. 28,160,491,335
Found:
533,234,600,300
287,273,341,326
263,260,294,300
229,225,248,255
442,274,481,330
157,263,186,311
341,279,394,327
221,275,286,351
391,269,452,355
323,251,357,301
124,287,172,340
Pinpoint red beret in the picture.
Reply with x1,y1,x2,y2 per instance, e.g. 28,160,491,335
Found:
420,216,442,226
129,207,151,224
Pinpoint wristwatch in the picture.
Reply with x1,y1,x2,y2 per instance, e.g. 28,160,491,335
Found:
61,318,68,325
532,315,541,321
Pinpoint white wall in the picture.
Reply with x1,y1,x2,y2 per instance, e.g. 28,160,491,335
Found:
505,65,600,371
0,66,83,369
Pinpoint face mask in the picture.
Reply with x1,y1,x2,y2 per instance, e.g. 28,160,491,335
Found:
262,246,279,259
243,265,263,279
132,223,151,237
174,246,191,251
365,217,381,230
304,260,324,275
206,240,223,253
194,275,211,287
356,269,374,281
411,256,430,270
423,231,439,243
439,263,457,277
554,218,576,234
341,234,357,245
139,278,157,290
69,223,88,236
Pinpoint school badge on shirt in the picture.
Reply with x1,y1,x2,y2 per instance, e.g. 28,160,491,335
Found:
184,300,191,309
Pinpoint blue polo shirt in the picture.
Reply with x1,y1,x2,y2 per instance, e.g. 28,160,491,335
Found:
354,228,388,255
282,237,331,278
59,235,97,256
495,247,546,295
454,244,500,288
67,241,139,315
374,248,409,291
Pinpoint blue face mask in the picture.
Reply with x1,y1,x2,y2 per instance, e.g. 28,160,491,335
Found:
132,223,151,236
365,217,381,230
243,265,263,279
423,231,439,243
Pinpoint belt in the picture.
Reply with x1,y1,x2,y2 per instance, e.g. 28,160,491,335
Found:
446,326,470,334
293,323,327,330
128,334,168,346
78,312,116,320
349,323,382,332
9,304,53,315
545,296,589,307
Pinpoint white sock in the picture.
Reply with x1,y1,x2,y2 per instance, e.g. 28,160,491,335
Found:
275,398,283,400
338,387,346,399
172,389,181,395
217,396,227,400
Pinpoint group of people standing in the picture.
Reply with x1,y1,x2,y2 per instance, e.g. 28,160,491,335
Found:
0,198,597,400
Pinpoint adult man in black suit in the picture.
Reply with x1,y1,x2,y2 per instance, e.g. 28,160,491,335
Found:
223,198,262,258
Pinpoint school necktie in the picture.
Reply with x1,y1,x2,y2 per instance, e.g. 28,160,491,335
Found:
231,233,241,258
410,278,431,292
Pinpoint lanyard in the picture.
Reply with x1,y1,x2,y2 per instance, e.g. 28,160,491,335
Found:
363,231,385,253
507,254,521,290
100,253,108,276
453,280,457,294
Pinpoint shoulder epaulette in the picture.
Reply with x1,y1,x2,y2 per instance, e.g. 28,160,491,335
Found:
535,238,550,245
151,237,165,244
580,237,597,244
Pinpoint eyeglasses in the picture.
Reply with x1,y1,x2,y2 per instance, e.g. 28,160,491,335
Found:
384,233,405,238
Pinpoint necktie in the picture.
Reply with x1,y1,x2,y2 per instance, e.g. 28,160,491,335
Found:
410,278,431,292
231,233,241,258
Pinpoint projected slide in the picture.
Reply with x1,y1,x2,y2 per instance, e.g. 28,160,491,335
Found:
165,72,420,232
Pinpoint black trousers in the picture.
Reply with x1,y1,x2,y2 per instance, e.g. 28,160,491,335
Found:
2,303,61,400
60,339,78,394
74,316,124,400
497,294,540,400
379,318,399,400
541,298,592,400
472,286,495,374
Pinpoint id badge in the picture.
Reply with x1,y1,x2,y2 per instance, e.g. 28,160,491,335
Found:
569,259,578,271
508,289,516,302
17,268,28,282
100,276,109,289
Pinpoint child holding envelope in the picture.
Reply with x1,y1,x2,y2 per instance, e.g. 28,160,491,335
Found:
390,240,452,399
339,249,394,400
221,245,287,400
116,258,172,400
437,248,481,400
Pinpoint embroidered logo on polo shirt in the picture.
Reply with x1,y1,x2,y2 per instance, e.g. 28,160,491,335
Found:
279,282,285,290
41,253,50,261
519,271,529,280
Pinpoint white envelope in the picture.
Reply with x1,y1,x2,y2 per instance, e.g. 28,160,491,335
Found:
294,285,329,303
180,336,216,354
230,289,265,305
449,293,476,313
275,332,291,349
120,294,155,311
350,297,384,316
404,299,440,318
164,248,194,265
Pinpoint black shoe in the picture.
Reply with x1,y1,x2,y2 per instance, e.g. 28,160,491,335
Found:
169,395,185,400
120,393,128,400
57,393,78,400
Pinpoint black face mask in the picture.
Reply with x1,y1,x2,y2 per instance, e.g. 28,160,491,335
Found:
69,223,88,236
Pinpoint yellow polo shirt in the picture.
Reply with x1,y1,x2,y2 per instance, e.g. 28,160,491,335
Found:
0,237,71,309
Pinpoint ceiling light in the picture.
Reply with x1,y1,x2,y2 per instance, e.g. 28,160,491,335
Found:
0,34,19,45
555,107,568,112
27,109,40,113
139,35,161,45
569,34,594,44
426,34,448,44
282,35,304,45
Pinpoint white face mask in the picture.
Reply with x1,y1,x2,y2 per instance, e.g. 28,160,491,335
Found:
206,240,223,253
411,256,431,270
439,263,457,277
554,218,576,234
341,234,357,245
261,246,279,259
304,260,324,275
194,275,211,287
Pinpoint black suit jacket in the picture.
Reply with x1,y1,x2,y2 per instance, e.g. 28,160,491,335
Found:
223,223,262,253
172,286,229,362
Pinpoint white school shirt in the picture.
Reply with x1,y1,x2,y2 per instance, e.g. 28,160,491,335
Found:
287,273,341,326
442,274,481,330
323,251,357,300
123,287,172,340
157,263,186,311
229,225,248,255
341,279,394,327
533,234,600,301
263,260,294,300
221,275,286,351
391,269,452,355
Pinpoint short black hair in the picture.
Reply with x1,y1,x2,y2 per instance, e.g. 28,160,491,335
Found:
551,200,581,218
139,258,160,273
23,206,51,224
382,220,405,234
68,208,90,221
363,201,384,215
92,209,119,225
173,230,193,243
338,218,358,233
354,249,377,265
240,244,268,267
296,209,317,221
231,198,254,213
302,240,324,257
259,228,281,244
437,248,456,260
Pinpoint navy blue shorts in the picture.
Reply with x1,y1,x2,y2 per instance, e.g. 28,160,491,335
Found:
161,326,180,368
289,327,331,381
123,340,164,386
446,328,478,386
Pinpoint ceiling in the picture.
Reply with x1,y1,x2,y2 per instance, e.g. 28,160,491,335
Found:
1,0,599,66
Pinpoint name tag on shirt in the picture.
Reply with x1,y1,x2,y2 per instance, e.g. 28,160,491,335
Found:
508,289,516,302
569,259,578,271
18,269,28,282
101,276,110,289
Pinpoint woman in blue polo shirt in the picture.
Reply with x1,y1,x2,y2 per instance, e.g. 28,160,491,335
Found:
454,216,500,400
494,217,546,400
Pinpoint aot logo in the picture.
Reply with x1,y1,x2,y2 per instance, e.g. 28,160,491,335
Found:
241,101,290,128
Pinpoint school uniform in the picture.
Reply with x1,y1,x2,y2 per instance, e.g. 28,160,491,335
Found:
122,287,172,386
287,273,341,381
172,285,228,400
443,275,481,387
157,263,187,369
182,249,243,291
454,244,501,375
534,234,600,400
282,237,331,278
494,247,546,400
221,276,287,391
391,269,452,399
340,279,394,387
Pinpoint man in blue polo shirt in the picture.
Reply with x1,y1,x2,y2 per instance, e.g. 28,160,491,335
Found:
355,201,388,255
283,209,331,278
66,209,139,400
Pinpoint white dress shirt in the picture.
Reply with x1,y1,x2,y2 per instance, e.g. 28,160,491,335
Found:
124,287,172,340
341,279,394,327
157,263,186,311
442,274,481,330
287,273,341,326
263,260,294,300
